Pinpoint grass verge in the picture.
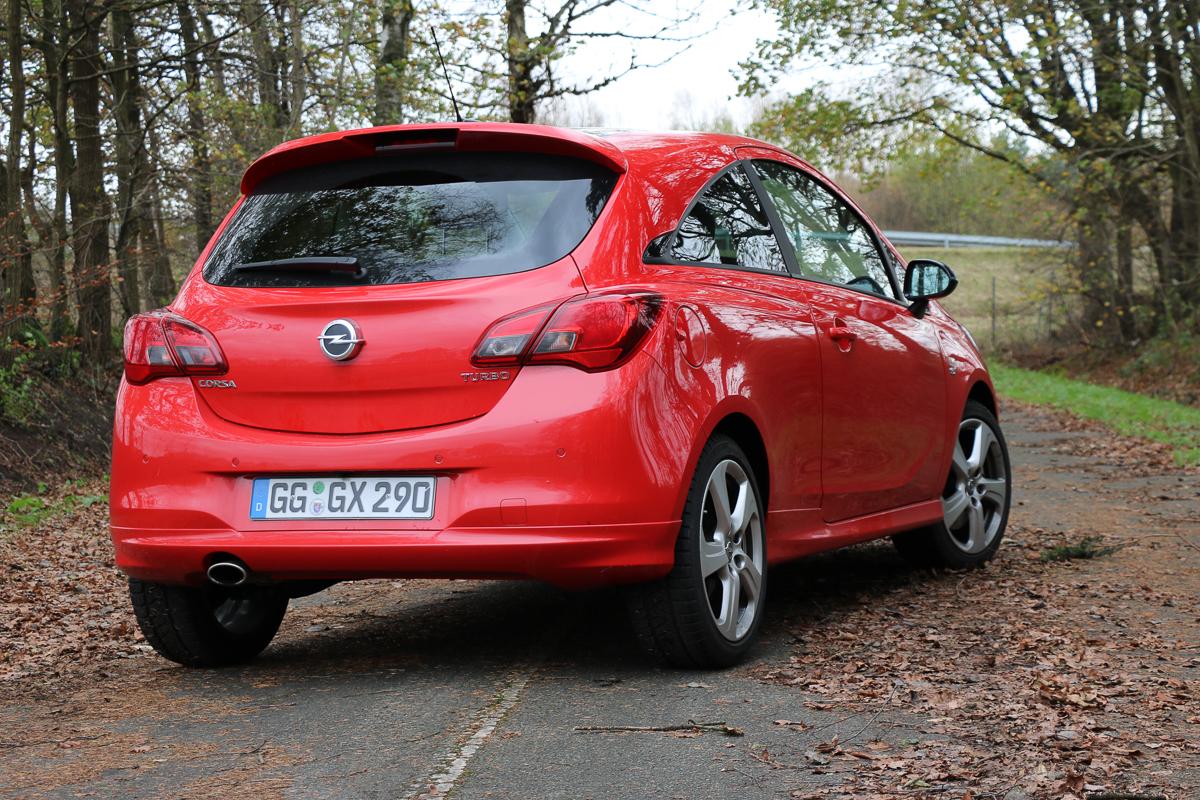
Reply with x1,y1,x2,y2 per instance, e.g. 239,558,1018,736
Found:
991,362,1200,465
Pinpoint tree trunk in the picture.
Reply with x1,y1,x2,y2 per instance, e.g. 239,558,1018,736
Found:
505,0,537,123
286,0,306,135
374,0,413,125
1114,218,1136,342
143,131,175,307
3,0,37,338
110,3,143,316
1164,149,1200,326
27,0,74,339
242,0,286,136
138,168,173,307
1074,193,1119,343
66,0,112,357
178,0,215,254
42,0,73,340
197,7,226,96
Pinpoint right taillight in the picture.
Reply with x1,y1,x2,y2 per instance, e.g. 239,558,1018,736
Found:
472,293,664,373
123,310,227,385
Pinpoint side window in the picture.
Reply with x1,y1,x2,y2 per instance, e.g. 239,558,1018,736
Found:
752,160,896,299
672,165,787,273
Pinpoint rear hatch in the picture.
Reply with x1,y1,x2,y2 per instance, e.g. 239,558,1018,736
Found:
175,150,617,435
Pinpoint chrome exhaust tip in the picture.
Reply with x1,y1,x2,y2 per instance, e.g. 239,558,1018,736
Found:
207,560,249,587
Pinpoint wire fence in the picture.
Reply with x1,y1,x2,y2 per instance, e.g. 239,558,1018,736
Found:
894,242,1075,354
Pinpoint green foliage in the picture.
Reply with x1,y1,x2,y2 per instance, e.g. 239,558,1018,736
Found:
747,84,929,178
1124,333,1200,378
1040,536,1122,563
991,363,1200,465
0,338,94,428
2,488,107,530
0,354,39,427
851,139,1062,239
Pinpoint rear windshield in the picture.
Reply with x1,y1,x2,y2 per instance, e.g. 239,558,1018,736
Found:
203,152,617,287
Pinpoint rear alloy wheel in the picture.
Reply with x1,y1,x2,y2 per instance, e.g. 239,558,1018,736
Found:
129,579,288,667
893,399,1011,568
627,435,767,668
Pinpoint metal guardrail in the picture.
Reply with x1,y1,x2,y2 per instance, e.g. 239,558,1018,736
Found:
883,230,1072,249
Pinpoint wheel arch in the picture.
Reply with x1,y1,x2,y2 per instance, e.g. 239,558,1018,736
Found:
967,376,998,417
706,412,771,514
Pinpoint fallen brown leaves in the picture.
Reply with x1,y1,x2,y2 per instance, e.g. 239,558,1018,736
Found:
756,530,1198,799
0,479,143,692
749,405,1200,799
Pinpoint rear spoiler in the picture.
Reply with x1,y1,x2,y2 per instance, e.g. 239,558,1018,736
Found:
240,123,628,194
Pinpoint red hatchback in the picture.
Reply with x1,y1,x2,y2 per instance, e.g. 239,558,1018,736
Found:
111,123,1011,669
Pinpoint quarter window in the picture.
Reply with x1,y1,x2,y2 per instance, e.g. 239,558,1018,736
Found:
753,161,896,299
672,166,787,273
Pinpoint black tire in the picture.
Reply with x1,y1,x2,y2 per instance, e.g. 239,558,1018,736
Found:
627,435,767,668
129,579,288,667
892,399,1012,568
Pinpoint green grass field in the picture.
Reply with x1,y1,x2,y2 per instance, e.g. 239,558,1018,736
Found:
897,246,1068,351
990,362,1200,465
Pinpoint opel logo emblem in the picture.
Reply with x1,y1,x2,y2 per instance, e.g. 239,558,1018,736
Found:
318,319,365,361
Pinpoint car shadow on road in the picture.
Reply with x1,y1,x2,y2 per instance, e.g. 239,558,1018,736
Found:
228,539,935,681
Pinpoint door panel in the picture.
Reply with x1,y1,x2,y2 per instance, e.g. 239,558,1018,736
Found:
806,284,946,521
746,158,947,522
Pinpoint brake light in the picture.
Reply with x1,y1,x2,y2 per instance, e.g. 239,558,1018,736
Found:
471,303,557,367
123,311,227,385
530,293,664,371
472,293,664,372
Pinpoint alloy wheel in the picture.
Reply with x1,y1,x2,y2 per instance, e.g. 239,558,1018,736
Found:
699,459,764,641
943,417,1008,554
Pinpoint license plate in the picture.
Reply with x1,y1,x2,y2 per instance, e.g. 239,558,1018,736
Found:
250,476,436,520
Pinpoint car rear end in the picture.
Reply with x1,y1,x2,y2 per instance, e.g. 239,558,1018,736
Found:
110,125,684,592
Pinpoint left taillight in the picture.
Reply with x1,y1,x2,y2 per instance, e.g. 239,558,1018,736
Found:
123,310,227,385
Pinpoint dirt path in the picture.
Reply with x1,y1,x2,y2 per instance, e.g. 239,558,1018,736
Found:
1,406,1197,799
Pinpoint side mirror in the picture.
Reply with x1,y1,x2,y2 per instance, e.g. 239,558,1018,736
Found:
903,259,957,318
643,231,675,264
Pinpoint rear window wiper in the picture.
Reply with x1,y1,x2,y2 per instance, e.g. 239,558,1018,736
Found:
232,256,363,277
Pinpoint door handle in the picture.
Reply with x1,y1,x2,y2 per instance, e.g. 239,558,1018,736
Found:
829,324,857,342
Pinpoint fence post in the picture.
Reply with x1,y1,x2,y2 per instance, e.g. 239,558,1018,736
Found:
991,275,997,351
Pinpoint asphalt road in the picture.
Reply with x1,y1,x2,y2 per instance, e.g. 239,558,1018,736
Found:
1,408,1197,799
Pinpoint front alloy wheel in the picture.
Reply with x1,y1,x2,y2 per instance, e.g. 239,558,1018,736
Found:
893,399,1012,568
943,417,1008,555
627,435,768,668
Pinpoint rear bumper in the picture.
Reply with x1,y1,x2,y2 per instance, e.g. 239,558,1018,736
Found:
113,521,678,589
110,350,696,588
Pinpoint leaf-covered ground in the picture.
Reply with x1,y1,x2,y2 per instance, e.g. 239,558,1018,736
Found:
0,480,143,685
747,403,1199,799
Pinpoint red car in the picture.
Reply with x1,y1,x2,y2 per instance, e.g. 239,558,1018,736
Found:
111,123,1011,669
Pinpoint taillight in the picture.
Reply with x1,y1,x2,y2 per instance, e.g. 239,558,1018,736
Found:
471,293,664,372
471,303,557,367
123,311,227,385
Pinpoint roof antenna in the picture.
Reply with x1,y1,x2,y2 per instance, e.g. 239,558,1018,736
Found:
430,27,463,123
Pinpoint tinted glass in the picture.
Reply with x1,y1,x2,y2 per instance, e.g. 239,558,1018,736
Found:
672,166,787,273
753,161,896,299
204,153,617,287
